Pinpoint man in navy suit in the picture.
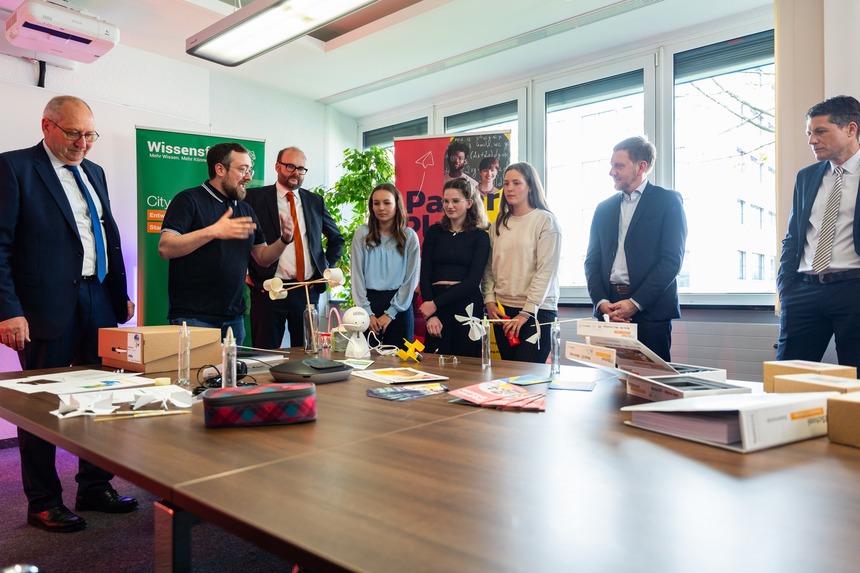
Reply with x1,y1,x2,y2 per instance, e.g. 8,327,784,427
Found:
584,136,687,361
777,96,860,368
245,147,344,349
0,96,138,532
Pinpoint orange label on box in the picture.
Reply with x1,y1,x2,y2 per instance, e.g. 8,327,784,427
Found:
790,407,825,420
147,222,163,233
147,209,166,221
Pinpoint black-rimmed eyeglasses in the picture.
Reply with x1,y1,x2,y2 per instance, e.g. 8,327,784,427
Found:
277,162,308,175
46,118,99,143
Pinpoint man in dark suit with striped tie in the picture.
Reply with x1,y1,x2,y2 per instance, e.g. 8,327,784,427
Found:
777,95,860,367
0,95,138,532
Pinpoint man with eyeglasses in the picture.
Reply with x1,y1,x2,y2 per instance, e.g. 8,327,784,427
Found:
159,142,295,344
0,95,138,532
245,147,344,348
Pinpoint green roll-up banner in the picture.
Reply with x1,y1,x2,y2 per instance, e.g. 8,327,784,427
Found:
135,127,265,340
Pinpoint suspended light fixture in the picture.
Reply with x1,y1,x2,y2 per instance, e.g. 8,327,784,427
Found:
186,0,379,66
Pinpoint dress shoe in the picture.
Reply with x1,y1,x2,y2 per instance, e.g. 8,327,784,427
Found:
27,505,86,532
75,488,139,513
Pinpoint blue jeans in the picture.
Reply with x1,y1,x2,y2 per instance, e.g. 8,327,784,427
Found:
170,316,245,347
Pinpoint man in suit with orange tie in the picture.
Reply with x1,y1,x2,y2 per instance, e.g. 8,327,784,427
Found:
245,147,344,349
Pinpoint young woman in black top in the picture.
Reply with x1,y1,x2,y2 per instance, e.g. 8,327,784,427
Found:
418,178,490,356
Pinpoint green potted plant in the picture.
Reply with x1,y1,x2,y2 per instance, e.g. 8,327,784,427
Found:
315,146,395,307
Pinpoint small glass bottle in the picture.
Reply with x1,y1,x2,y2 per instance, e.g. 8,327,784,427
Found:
550,318,562,377
303,304,319,354
481,317,491,369
177,321,191,387
221,327,237,388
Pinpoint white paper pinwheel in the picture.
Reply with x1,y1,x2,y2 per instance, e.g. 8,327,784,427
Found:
455,303,485,341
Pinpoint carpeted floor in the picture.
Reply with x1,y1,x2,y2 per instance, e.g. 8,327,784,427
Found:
0,441,296,573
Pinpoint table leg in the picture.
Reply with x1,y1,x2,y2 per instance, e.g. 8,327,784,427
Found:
154,500,201,573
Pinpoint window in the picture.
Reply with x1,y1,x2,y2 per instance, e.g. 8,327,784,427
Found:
362,117,428,151
753,253,764,280
738,199,745,224
444,100,519,160
543,70,645,287
674,30,775,296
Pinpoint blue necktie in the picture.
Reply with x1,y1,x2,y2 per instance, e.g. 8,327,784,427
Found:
64,164,107,282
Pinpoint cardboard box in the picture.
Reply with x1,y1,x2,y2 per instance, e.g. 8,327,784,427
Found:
762,360,856,392
99,325,221,373
773,373,860,394
827,393,860,448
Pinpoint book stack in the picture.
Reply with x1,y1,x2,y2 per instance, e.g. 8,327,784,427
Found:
449,380,546,411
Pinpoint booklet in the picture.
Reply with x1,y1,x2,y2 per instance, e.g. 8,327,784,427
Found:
366,383,449,402
622,391,838,453
449,380,546,411
351,367,448,384
585,335,727,382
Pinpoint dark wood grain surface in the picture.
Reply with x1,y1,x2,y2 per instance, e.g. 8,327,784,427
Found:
3,356,860,572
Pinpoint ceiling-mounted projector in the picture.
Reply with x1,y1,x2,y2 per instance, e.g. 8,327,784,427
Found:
5,0,119,64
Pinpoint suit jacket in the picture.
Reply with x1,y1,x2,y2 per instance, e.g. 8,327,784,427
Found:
777,160,860,294
584,182,687,321
244,186,345,292
0,143,130,339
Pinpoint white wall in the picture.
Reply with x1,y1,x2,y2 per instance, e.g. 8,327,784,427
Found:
0,42,359,372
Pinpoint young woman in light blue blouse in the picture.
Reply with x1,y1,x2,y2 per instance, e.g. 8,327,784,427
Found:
351,183,420,348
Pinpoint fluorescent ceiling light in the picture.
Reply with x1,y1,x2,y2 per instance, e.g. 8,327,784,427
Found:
186,0,379,66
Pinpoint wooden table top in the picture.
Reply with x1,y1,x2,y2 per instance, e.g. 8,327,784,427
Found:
3,355,860,572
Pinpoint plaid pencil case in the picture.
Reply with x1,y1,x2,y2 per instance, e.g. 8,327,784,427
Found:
202,383,317,428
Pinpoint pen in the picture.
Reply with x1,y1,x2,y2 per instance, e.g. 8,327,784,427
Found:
94,410,191,422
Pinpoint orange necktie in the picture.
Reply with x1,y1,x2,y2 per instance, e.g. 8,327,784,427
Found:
287,191,305,281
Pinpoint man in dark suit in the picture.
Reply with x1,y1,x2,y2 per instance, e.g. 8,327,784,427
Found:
777,95,860,368
245,147,344,348
0,96,138,532
584,136,687,361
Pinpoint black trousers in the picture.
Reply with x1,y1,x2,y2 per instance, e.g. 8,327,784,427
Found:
366,289,414,349
249,283,321,349
493,307,557,364
777,277,860,368
17,279,116,512
423,284,483,358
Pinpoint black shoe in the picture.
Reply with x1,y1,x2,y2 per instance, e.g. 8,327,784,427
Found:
27,505,87,532
75,488,139,513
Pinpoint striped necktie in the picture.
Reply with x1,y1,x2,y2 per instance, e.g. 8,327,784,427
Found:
811,165,845,273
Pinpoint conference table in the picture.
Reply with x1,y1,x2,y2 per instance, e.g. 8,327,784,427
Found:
2,354,860,572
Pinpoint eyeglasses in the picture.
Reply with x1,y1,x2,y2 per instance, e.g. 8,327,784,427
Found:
46,118,99,143
277,162,308,175
229,165,254,178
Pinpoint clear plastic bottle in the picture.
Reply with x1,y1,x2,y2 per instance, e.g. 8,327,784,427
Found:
177,321,191,387
481,317,491,369
550,318,561,376
221,327,237,388
303,304,319,354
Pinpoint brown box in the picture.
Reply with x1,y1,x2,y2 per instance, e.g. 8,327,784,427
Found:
773,373,860,394
827,393,860,448
98,325,221,373
762,360,856,393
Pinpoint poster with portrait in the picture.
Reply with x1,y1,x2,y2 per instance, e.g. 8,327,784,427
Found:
393,131,511,241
